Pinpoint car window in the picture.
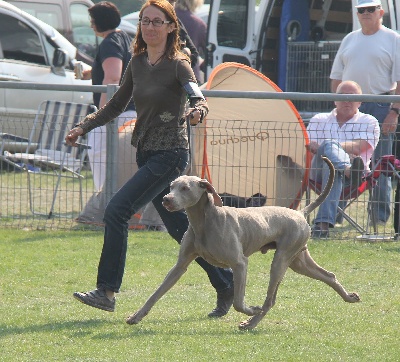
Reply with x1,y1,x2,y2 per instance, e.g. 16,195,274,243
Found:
70,3,97,59
0,13,46,65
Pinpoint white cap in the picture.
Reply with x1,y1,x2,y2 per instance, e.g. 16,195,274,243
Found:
355,0,382,8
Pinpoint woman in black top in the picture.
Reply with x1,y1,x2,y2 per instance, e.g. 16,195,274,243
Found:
81,1,136,191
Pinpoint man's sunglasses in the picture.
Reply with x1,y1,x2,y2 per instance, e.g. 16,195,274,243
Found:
357,6,381,14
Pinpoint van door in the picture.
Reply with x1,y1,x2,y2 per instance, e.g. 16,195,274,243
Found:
205,0,256,80
394,0,400,30
0,40,6,117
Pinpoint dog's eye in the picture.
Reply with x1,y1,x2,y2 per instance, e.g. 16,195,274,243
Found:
181,186,189,192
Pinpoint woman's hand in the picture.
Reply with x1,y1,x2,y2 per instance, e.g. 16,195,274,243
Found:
81,69,92,80
74,65,92,80
65,127,83,146
185,108,202,126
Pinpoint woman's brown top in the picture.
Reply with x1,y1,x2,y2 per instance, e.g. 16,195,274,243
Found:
77,53,208,151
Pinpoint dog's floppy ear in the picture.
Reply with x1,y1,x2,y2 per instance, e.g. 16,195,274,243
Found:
199,179,223,207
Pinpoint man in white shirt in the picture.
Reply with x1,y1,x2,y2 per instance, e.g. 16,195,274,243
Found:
307,81,380,238
330,0,400,224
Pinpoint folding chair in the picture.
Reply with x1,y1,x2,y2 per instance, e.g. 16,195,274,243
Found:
307,174,376,236
307,155,400,239
0,100,96,218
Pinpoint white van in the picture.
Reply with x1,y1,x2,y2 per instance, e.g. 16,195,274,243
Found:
206,0,400,115
0,0,92,140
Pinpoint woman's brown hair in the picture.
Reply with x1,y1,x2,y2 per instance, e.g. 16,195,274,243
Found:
88,1,121,33
132,0,182,60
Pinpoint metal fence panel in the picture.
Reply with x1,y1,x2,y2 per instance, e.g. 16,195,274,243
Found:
286,41,341,114
1,82,399,240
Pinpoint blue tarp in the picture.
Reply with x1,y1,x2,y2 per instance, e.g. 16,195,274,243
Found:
278,0,310,90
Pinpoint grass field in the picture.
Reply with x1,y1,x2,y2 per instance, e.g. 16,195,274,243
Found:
0,229,399,361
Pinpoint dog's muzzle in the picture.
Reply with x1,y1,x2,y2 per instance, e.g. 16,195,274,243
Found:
162,195,176,212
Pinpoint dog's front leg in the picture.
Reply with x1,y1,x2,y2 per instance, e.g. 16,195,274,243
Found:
239,250,290,330
126,238,197,325
231,257,262,316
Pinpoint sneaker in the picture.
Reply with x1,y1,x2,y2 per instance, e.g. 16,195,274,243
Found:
350,157,364,188
311,226,330,238
73,288,115,312
208,286,234,317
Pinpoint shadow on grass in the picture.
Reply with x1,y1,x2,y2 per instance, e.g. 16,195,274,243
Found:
92,326,263,339
91,313,268,338
383,245,400,253
8,231,101,243
0,319,109,338
0,317,263,340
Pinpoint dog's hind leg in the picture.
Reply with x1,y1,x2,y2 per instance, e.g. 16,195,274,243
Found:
289,248,360,303
238,251,291,331
126,235,198,325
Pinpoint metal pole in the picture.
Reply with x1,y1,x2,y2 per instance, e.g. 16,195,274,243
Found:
1,82,399,103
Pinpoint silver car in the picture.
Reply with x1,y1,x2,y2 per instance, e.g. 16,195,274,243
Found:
0,1,92,146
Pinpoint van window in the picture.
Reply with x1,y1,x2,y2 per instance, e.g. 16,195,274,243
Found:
217,0,248,49
70,2,97,59
8,1,63,30
0,13,46,65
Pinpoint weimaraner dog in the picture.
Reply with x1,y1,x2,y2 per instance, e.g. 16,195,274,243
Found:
126,157,360,330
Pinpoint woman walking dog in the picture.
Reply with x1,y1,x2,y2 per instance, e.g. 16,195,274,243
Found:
65,0,234,319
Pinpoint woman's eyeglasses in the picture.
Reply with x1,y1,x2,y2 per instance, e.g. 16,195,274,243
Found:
140,17,172,27
357,6,380,14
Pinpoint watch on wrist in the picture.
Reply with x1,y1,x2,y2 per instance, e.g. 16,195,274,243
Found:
390,107,400,115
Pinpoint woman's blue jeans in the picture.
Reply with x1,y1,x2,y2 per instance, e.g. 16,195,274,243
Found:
96,148,233,293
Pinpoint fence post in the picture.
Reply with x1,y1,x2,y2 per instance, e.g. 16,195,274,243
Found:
104,84,119,205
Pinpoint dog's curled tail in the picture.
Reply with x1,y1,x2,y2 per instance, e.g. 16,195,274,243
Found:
301,156,335,217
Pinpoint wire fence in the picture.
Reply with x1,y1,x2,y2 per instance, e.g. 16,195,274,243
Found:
1,82,400,240
286,41,341,114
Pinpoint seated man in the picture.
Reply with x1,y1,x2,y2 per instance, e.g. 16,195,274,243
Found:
306,80,380,238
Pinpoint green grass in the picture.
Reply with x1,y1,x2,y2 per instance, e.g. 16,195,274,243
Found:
0,229,399,361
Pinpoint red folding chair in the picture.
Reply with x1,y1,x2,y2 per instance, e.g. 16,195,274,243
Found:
307,175,375,235
306,155,400,238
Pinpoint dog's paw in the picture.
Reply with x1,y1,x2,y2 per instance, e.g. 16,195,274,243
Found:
126,310,146,325
238,320,253,330
346,292,361,303
238,315,262,331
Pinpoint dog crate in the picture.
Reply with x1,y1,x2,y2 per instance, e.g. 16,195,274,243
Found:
285,41,341,116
